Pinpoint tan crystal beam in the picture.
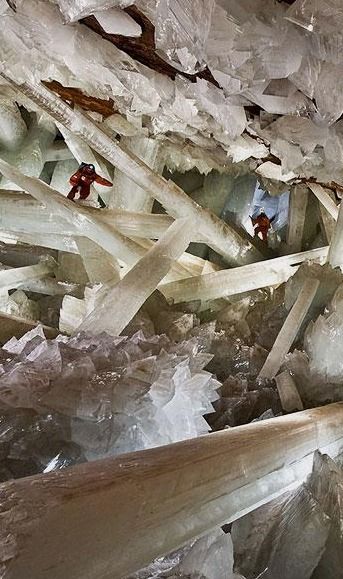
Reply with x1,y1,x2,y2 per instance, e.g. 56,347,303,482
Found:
1,403,343,579
2,77,262,266
258,277,320,380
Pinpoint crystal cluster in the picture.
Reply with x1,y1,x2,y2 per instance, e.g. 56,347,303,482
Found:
1,0,343,183
0,325,220,479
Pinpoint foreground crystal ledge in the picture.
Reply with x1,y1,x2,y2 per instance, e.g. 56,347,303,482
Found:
1,404,343,579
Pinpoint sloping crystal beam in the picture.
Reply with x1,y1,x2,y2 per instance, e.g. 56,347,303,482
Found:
0,311,57,343
0,159,146,267
161,247,328,304
286,184,308,253
308,183,339,221
258,277,320,380
3,78,262,266
78,218,192,335
1,404,343,578
0,191,176,240
0,260,55,291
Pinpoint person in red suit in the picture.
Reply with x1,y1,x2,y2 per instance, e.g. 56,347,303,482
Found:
67,163,112,201
250,212,275,242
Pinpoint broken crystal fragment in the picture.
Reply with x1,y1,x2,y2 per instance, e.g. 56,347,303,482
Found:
94,7,142,36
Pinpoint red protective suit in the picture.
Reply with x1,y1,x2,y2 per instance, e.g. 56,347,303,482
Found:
67,164,112,201
251,213,274,242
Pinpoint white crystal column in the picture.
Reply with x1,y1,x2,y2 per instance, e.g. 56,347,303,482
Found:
308,183,339,220
1,404,343,579
161,247,328,304
4,78,262,266
286,184,308,253
78,218,192,336
46,141,73,162
259,278,320,380
328,195,343,268
110,136,163,212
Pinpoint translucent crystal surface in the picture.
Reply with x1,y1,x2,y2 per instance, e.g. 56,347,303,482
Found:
0,326,219,469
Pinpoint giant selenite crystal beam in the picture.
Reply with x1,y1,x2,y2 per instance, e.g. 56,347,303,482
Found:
286,184,308,253
78,218,192,336
258,277,320,380
0,158,147,267
0,191,176,241
2,77,262,266
161,246,328,303
1,403,343,579
328,194,343,268
308,183,339,221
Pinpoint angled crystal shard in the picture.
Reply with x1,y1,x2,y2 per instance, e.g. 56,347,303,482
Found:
0,259,55,292
328,197,343,268
78,218,192,336
232,451,342,579
154,0,215,74
259,278,320,380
